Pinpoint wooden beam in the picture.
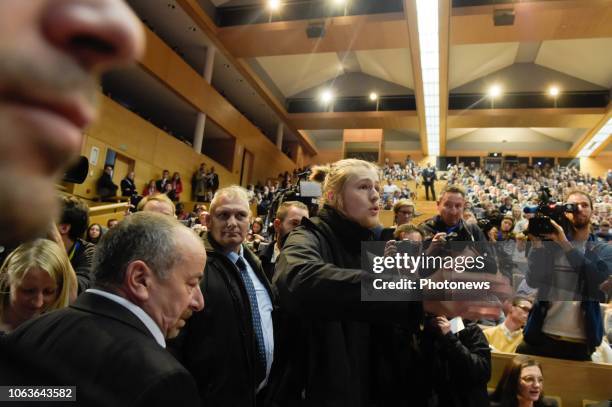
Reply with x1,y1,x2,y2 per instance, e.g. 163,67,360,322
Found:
175,0,317,156
569,101,612,156
139,28,298,173
404,0,428,155
452,0,612,44
217,13,409,58
288,111,419,130
439,0,451,156
447,107,606,128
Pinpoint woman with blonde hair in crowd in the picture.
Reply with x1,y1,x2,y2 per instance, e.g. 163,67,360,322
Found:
0,239,77,334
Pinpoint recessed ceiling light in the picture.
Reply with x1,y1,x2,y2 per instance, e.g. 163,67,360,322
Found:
369,92,378,101
548,86,560,97
488,84,502,98
268,0,280,11
321,89,334,104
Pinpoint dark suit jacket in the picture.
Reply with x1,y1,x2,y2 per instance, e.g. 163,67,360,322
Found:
5,292,201,407
257,240,277,281
70,238,96,294
96,173,118,198
170,235,276,407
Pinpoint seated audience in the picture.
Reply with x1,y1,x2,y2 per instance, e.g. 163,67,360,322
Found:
85,223,104,245
5,213,205,406
484,296,533,353
0,239,77,333
96,165,119,200
57,196,96,294
489,355,556,407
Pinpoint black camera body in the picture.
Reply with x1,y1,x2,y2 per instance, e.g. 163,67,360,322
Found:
527,202,576,237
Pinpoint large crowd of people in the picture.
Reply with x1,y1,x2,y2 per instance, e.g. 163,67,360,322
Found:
0,1,610,406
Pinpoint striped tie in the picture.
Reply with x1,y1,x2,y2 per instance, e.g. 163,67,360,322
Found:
235,257,267,376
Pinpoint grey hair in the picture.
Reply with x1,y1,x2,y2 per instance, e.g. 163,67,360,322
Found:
209,185,251,215
93,212,184,287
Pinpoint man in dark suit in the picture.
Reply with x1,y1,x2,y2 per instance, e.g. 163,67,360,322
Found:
156,169,171,192
97,165,119,200
257,200,309,281
6,212,205,406
172,186,275,406
421,162,437,201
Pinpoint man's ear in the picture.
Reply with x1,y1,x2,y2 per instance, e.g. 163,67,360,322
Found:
273,218,281,234
124,260,153,303
57,224,70,236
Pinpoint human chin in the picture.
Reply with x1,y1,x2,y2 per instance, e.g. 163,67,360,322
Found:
0,173,58,244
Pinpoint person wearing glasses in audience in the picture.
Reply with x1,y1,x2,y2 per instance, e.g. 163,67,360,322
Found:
483,296,533,353
490,355,556,407
380,199,416,241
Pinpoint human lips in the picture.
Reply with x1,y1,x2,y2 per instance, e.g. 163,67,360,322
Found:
2,89,95,174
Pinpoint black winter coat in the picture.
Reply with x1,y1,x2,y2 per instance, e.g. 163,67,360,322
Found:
171,234,276,407
419,321,491,407
269,206,422,407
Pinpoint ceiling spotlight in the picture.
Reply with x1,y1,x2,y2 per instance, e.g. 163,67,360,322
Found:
321,90,334,104
268,0,280,11
548,86,560,97
332,0,346,5
369,92,378,101
488,84,502,98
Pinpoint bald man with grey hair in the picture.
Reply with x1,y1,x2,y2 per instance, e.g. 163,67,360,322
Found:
172,185,276,406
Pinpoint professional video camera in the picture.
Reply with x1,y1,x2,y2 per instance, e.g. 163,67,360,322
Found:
526,187,575,237
263,169,321,234
477,210,504,236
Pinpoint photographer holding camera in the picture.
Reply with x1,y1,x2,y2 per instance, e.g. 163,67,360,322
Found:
518,190,612,361
419,185,498,276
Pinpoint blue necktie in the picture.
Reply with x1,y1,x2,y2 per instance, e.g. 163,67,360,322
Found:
235,257,267,376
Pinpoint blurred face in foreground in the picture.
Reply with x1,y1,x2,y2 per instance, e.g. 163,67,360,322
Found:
0,0,144,245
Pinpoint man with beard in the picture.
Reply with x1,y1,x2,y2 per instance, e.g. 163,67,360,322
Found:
0,0,144,246
257,201,309,280
518,190,612,360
